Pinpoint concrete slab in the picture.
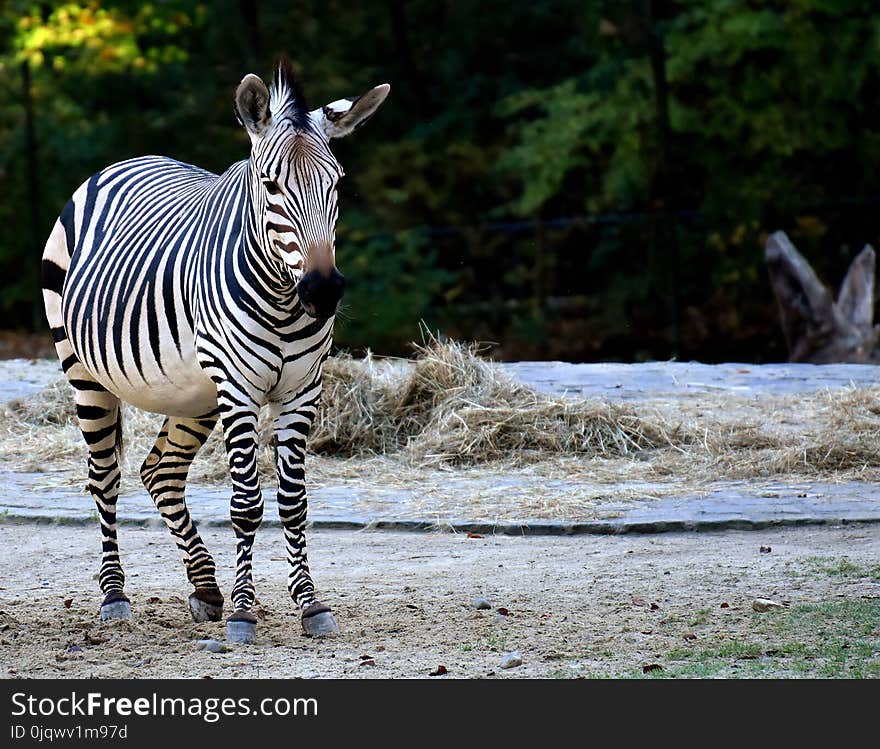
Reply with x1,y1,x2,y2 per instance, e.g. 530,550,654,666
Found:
503,360,880,400
3,358,880,534
2,469,879,536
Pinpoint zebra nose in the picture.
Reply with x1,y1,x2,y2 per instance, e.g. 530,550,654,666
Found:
297,268,345,318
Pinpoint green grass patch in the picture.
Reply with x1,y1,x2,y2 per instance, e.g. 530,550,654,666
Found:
576,599,880,679
798,556,875,579
689,607,712,627
481,632,511,653
666,640,765,661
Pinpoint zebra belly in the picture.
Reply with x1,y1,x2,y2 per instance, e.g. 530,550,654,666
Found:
73,340,218,418
106,364,217,418
63,246,218,418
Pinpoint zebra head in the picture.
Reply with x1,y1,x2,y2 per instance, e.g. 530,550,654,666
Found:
234,63,390,318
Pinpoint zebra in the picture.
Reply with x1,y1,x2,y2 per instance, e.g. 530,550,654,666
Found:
40,62,389,642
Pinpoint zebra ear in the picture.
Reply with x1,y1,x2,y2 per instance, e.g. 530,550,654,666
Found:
235,74,271,138
314,83,390,139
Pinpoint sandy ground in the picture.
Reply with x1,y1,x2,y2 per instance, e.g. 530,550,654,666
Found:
0,522,878,678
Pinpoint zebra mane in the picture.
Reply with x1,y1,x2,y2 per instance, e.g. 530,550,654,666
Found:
270,57,310,128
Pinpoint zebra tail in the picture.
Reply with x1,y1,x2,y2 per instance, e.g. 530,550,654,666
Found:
115,406,125,463
41,214,71,345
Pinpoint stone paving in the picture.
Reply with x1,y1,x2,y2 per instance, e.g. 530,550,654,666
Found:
2,358,880,534
504,359,880,400
0,358,59,403
2,468,879,535
7,357,880,404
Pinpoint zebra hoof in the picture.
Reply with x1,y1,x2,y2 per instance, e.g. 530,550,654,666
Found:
226,611,257,644
100,592,131,621
189,588,224,623
301,603,339,636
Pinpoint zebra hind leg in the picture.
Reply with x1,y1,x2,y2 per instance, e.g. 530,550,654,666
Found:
70,376,130,621
140,413,224,622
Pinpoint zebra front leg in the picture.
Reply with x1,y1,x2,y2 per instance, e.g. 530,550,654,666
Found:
72,382,129,621
218,396,264,643
273,398,339,636
140,413,224,622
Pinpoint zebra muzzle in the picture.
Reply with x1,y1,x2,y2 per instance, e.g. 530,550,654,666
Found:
296,268,345,318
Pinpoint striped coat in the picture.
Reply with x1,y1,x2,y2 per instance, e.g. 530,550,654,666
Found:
41,63,389,639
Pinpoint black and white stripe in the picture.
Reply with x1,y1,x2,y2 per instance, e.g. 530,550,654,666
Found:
41,63,389,629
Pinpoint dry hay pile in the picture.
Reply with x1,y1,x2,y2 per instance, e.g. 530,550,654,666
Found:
705,386,880,478
312,341,685,463
3,340,880,491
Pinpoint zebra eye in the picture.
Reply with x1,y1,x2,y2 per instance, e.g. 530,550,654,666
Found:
263,180,281,195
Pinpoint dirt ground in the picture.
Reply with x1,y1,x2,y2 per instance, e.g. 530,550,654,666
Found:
0,522,878,678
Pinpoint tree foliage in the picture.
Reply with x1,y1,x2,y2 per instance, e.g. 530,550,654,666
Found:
2,1,880,360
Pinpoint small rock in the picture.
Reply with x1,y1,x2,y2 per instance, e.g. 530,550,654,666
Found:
67,645,82,653
473,597,492,610
720,602,730,609
760,546,772,554
197,639,228,653
752,598,783,612
500,652,522,669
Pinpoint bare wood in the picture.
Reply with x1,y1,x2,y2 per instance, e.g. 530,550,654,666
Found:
765,231,879,363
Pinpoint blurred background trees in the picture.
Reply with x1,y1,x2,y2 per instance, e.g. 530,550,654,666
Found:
2,0,880,361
